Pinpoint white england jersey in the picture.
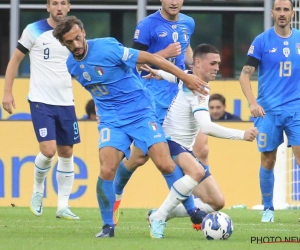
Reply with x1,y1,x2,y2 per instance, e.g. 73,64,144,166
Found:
162,70,244,150
163,71,209,150
18,19,74,106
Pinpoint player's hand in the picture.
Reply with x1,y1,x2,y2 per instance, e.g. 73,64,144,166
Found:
249,102,265,118
141,64,162,80
162,42,181,58
2,92,16,114
244,127,258,141
181,74,210,95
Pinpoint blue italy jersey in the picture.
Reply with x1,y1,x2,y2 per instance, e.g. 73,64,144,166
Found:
248,27,300,113
67,38,155,125
133,10,195,121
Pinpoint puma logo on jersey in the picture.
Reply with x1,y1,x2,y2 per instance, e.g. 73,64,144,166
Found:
269,48,277,53
159,32,167,37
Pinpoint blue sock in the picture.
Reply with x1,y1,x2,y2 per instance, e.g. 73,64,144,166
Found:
96,177,115,227
163,165,196,215
182,196,197,215
163,165,184,189
260,166,274,211
113,161,134,195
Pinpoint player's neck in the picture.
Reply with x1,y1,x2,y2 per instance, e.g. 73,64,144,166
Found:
47,17,60,29
274,25,292,38
159,9,178,22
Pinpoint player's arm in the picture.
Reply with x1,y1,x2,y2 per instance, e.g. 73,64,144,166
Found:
133,41,181,71
133,41,181,59
2,47,26,114
137,52,208,94
140,64,178,83
185,44,193,66
194,110,258,141
239,56,265,117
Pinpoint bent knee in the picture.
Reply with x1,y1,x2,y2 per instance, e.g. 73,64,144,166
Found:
156,161,175,174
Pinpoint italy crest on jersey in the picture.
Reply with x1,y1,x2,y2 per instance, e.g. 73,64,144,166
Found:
148,121,158,131
182,28,188,41
94,66,104,76
296,43,300,54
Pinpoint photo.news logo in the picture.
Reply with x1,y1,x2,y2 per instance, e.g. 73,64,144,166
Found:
251,236,300,244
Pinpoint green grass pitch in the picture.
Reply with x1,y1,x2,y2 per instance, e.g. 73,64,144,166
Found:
0,207,300,250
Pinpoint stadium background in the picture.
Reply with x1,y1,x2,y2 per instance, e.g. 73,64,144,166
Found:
0,0,274,209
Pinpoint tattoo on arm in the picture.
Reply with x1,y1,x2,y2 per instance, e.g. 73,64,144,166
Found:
242,66,254,75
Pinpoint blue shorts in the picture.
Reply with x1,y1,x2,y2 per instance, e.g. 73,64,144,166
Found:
255,111,300,152
156,107,168,125
98,115,166,159
167,140,211,182
29,101,80,145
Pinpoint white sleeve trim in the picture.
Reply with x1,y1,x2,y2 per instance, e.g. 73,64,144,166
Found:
194,110,245,140
157,70,177,83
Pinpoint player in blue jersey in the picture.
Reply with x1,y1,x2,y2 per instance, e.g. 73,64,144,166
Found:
239,0,300,223
2,0,80,220
53,15,208,238
113,0,213,229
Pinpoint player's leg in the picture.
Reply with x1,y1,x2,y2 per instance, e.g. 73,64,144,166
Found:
147,142,200,238
95,124,132,238
193,176,224,211
113,145,149,224
29,101,57,216
193,131,209,168
167,176,224,223
55,105,80,219
166,140,208,222
285,111,300,222
256,114,284,222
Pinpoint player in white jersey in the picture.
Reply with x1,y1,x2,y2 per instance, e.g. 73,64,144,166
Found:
143,44,258,229
2,0,80,220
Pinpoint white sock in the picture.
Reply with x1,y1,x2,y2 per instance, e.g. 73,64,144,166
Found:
152,175,197,221
33,152,52,193
166,197,215,220
194,197,215,213
56,156,74,212
116,193,123,201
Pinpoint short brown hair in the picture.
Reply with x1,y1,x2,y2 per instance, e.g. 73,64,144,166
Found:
193,44,219,60
209,93,226,105
53,16,83,42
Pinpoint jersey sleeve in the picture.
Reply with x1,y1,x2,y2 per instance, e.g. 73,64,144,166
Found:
18,24,36,51
190,90,210,113
247,34,263,61
106,38,140,69
133,19,152,47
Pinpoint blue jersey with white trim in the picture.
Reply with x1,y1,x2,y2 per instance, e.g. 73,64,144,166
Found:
133,10,195,117
247,27,300,113
67,38,155,125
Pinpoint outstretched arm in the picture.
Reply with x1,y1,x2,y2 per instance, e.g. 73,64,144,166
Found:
137,51,209,95
194,111,258,141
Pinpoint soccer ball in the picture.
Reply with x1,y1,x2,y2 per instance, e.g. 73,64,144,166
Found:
201,211,233,240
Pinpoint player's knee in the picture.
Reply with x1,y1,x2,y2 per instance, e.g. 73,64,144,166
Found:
131,155,149,168
261,158,276,169
194,145,209,160
41,149,56,158
155,160,175,174
194,167,205,182
214,196,225,211
100,165,117,180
